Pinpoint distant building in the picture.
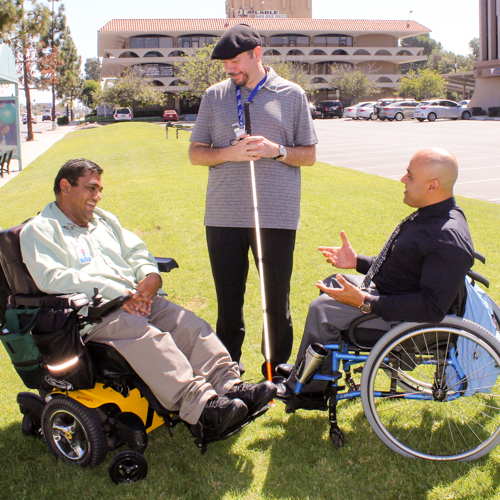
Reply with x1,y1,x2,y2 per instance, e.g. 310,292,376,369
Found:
470,0,500,109
225,0,312,18
98,17,429,113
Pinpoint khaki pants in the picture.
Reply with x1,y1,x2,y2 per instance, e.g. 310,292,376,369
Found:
87,296,240,424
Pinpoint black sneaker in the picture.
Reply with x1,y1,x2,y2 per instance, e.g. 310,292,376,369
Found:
226,381,277,416
198,395,248,437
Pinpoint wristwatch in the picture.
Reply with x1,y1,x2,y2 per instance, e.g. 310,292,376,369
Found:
273,144,287,161
359,301,372,314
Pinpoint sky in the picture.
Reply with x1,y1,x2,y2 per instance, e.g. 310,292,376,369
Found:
21,0,479,104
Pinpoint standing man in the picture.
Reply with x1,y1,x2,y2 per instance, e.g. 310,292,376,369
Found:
189,24,318,376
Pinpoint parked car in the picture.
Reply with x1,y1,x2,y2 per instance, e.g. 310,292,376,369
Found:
163,109,179,122
42,108,52,121
374,98,407,120
378,100,419,121
414,100,472,122
309,102,318,119
316,100,343,119
113,107,133,121
356,102,377,120
22,113,37,124
345,102,373,120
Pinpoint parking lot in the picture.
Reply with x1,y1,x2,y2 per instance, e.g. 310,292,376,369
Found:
314,118,500,204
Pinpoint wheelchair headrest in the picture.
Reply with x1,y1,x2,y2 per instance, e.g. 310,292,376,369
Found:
0,224,43,296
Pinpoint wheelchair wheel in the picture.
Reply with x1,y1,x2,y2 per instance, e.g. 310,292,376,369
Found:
109,450,148,484
42,395,107,468
22,413,41,438
361,317,500,461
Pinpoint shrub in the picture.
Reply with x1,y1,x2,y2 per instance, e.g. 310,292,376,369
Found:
471,107,483,116
56,115,69,126
487,107,499,117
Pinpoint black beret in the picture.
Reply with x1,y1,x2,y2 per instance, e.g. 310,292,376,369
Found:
211,24,262,60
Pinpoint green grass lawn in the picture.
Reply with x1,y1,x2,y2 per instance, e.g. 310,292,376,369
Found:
1,123,499,499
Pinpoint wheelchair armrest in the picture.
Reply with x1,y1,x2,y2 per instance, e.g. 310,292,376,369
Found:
86,293,130,323
346,313,380,344
474,251,486,264
154,257,179,273
467,270,489,289
8,292,89,312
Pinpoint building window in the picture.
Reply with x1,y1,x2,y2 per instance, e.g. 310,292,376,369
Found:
269,35,309,47
131,63,175,78
178,35,219,48
313,35,353,47
144,51,164,57
119,51,139,58
130,35,173,49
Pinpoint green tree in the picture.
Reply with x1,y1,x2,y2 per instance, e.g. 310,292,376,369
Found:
84,57,101,81
469,37,480,61
100,68,166,111
400,34,441,55
327,66,379,104
6,0,51,141
176,44,226,100
0,0,23,37
265,57,315,93
79,79,101,110
56,33,82,119
395,68,447,100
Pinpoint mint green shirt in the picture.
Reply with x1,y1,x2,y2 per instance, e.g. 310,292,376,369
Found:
20,202,159,301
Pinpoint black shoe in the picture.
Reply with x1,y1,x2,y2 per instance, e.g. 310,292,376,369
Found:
274,381,293,401
275,363,294,378
198,395,248,437
226,381,277,416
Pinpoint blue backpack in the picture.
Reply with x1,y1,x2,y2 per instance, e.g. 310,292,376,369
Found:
446,278,500,397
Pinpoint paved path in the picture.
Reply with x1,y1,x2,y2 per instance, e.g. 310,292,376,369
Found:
0,123,80,188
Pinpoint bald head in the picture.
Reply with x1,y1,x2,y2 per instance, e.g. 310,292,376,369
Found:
401,148,458,208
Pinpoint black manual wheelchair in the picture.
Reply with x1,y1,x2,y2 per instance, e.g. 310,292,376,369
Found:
282,259,500,462
0,224,269,484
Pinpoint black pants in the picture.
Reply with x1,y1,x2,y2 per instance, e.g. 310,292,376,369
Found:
206,226,296,368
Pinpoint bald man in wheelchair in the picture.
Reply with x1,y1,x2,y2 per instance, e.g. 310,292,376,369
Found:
275,148,475,409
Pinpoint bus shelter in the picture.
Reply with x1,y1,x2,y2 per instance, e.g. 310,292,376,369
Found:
0,41,21,172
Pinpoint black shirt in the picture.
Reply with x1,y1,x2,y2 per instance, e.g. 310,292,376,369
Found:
357,197,474,323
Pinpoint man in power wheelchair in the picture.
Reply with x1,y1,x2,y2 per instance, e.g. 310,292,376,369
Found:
274,148,500,461
0,158,276,482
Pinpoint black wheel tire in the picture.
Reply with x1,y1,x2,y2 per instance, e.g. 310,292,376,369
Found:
379,117,386,121
22,413,41,438
428,113,437,122
387,118,394,122
109,450,148,484
42,396,107,468
462,111,471,120
330,428,345,448
364,117,369,121
395,113,404,121
417,118,425,122
370,113,377,121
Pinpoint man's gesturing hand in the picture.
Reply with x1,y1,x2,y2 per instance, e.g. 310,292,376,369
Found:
315,274,367,308
318,231,357,270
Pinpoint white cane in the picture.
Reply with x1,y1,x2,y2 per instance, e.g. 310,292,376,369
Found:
244,102,273,382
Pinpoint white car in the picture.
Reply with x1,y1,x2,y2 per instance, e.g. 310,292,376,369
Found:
113,107,133,121
356,102,377,120
414,100,472,122
345,102,372,120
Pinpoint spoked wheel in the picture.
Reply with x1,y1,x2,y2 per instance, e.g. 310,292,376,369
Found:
42,396,107,468
428,112,437,122
109,450,148,484
395,112,404,121
361,317,500,461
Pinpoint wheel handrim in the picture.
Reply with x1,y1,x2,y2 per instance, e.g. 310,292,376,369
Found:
49,410,89,461
365,326,500,460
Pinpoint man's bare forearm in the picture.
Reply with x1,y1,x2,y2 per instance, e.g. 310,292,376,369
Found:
189,142,233,167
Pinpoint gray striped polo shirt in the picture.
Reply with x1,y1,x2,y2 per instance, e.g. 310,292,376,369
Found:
190,67,318,230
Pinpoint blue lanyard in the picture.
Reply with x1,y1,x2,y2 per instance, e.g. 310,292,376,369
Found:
235,73,268,132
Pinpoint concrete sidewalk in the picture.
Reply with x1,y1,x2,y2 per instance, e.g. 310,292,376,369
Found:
0,123,80,188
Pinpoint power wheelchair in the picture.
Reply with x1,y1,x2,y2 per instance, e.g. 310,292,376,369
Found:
0,224,270,484
280,259,500,462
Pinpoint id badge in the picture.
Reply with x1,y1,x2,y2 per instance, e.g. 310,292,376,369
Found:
233,123,246,138
72,238,92,264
